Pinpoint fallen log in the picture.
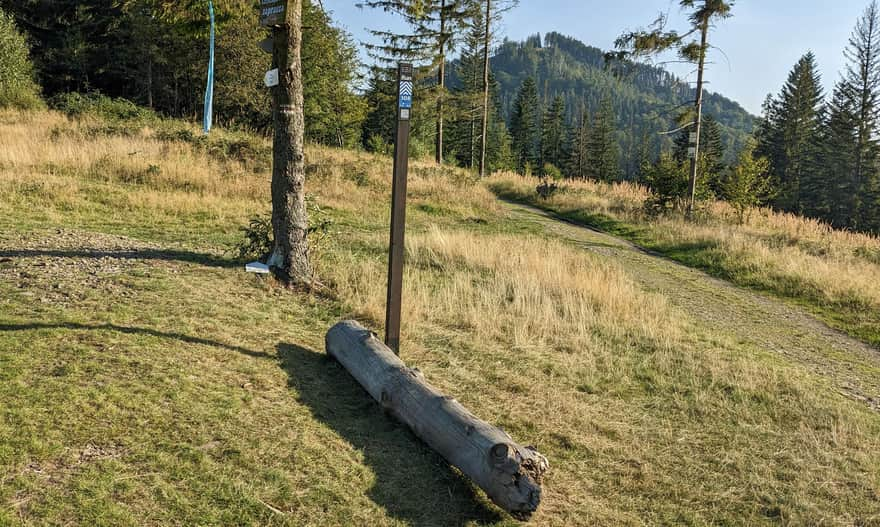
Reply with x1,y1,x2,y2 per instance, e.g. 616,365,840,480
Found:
325,320,549,520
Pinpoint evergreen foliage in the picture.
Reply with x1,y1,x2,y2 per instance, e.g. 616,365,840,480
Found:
541,95,568,169
643,153,690,213
0,7,41,108
722,140,773,223
566,110,591,179
755,53,824,213
360,0,473,163
479,32,754,179
510,76,541,172
756,3,880,233
0,0,364,141
586,96,621,182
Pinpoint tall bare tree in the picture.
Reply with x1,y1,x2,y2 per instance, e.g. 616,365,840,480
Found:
612,0,734,216
477,0,517,177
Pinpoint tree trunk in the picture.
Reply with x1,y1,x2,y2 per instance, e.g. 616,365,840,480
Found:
326,320,549,520
269,0,312,286
479,0,491,177
435,0,447,165
687,20,708,218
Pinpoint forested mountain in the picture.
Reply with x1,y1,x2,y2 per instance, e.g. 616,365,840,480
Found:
480,32,756,177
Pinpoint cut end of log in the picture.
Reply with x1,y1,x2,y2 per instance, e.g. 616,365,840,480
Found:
489,443,550,520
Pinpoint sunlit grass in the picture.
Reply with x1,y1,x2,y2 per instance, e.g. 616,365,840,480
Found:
488,172,880,347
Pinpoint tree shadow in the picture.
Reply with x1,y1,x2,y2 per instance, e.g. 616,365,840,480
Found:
0,322,272,360
276,342,504,527
0,249,239,269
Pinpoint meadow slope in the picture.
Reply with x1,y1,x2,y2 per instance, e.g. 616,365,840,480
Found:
1,110,879,526
490,175,880,348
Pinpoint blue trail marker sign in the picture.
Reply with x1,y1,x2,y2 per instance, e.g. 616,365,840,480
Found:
260,0,287,26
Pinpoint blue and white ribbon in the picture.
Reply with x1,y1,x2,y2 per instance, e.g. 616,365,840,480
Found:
203,0,215,134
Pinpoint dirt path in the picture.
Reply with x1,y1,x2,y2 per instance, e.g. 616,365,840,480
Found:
503,201,880,412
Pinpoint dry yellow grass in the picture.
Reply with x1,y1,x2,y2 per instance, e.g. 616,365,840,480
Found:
489,172,880,345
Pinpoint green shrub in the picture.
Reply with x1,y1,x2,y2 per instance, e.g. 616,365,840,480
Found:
234,214,274,262
643,153,690,214
366,134,390,155
543,163,563,181
0,8,42,109
50,92,157,122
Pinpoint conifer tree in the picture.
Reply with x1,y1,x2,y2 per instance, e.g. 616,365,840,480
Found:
675,114,724,194
823,84,860,227
757,53,825,213
843,1,880,229
567,109,591,179
510,76,541,173
587,96,620,182
819,1,880,229
475,0,517,176
360,0,471,164
450,6,489,169
541,95,567,170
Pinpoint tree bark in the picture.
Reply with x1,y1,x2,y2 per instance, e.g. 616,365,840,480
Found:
687,19,708,218
478,0,491,177
326,320,549,520
435,0,447,165
269,0,312,285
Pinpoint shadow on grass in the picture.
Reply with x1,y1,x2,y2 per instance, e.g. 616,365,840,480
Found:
0,249,239,268
277,343,504,527
0,322,273,359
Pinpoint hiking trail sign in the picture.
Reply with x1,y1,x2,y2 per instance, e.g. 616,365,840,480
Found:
260,0,287,26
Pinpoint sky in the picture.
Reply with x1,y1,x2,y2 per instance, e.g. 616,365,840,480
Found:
322,0,874,115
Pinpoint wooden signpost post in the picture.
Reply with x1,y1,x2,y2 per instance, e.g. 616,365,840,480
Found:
384,63,413,355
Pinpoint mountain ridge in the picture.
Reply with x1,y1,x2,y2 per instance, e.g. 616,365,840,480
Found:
483,32,756,174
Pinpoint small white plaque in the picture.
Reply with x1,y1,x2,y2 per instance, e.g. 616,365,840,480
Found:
245,261,270,274
264,68,280,88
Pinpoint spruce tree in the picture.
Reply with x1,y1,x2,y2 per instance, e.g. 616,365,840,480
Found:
823,1,880,229
612,0,734,215
541,95,567,170
475,0,518,176
450,7,488,169
587,96,620,182
567,109,591,179
758,53,825,213
360,0,471,164
823,84,860,227
845,1,880,229
674,114,724,195
510,77,541,173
